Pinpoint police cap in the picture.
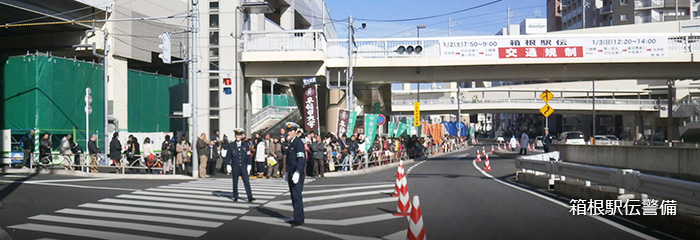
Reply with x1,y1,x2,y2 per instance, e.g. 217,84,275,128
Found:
285,122,300,131
234,128,245,135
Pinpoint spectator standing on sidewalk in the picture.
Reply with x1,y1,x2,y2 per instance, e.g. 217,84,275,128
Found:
20,130,35,168
196,133,209,178
60,134,74,170
88,134,100,173
543,128,555,153
310,135,325,178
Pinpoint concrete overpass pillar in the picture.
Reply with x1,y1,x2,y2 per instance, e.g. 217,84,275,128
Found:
251,79,263,114
326,89,347,136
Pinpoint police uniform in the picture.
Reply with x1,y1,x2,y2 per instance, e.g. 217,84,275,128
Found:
285,122,306,226
226,128,255,202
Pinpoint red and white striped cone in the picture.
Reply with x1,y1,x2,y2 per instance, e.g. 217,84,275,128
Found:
481,146,485,154
394,175,411,216
516,141,520,148
491,145,494,154
484,154,492,171
392,161,405,197
497,143,502,151
475,150,482,162
528,143,534,151
407,195,426,240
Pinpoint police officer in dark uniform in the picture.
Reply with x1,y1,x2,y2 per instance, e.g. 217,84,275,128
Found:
284,122,306,227
226,128,255,202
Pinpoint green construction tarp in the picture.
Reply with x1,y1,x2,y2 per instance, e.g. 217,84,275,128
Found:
3,55,105,147
127,70,183,132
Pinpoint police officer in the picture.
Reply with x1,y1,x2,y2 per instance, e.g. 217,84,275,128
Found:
285,122,306,227
226,128,255,202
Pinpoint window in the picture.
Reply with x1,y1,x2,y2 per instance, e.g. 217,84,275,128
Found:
210,77,219,88
210,119,219,132
621,13,628,21
209,48,219,58
209,2,219,11
209,32,219,45
209,91,219,108
210,14,219,28
620,0,627,5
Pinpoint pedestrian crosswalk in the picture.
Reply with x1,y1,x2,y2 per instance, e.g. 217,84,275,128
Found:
8,178,314,239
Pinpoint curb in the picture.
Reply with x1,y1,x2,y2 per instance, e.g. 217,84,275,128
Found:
1,168,195,180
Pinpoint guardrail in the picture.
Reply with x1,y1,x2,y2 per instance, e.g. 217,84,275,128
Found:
332,142,468,171
516,153,700,207
23,152,173,175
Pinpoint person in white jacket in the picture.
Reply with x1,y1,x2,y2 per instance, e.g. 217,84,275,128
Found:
255,139,267,178
509,135,517,152
142,137,156,173
60,134,73,170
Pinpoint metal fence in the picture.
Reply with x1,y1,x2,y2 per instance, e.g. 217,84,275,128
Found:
332,142,468,171
516,154,700,207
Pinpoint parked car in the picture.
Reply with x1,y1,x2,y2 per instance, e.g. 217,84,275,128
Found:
496,136,505,143
534,136,544,148
559,131,586,145
593,135,613,145
605,135,620,145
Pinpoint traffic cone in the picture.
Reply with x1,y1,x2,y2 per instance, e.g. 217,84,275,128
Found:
392,162,405,197
407,195,426,240
481,146,485,154
484,154,492,171
497,143,502,151
394,174,411,216
491,145,495,154
475,150,482,162
516,141,520,148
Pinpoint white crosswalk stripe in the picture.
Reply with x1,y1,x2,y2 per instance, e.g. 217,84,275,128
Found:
8,178,312,239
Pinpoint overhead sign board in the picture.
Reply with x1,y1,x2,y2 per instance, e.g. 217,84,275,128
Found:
440,35,667,61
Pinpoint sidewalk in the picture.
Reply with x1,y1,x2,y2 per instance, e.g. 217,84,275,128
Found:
325,147,470,177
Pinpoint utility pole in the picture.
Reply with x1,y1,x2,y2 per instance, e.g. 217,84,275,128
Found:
507,7,511,35
448,18,459,36
582,0,589,29
103,7,110,158
675,0,679,21
190,0,200,178
457,84,461,138
347,15,354,111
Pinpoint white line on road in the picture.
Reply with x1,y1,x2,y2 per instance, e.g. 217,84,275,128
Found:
79,203,235,220
55,208,223,228
406,160,426,174
239,216,377,240
470,160,656,240
0,180,137,192
101,198,250,213
8,223,169,240
304,182,393,188
28,215,207,237
284,184,395,196
132,190,275,200
115,194,258,208
265,197,397,212
145,187,282,197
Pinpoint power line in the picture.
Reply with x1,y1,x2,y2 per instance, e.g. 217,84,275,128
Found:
355,0,503,22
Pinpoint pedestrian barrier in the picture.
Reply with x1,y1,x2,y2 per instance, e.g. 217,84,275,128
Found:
515,153,700,208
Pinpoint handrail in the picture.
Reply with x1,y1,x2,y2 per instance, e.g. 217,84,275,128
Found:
516,154,700,207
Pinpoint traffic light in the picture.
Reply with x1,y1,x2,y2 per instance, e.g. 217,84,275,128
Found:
158,32,171,63
396,45,423,54
223,77,232,95
84,87,92,115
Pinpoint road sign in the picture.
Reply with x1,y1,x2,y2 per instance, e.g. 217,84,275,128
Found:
540,90,554,102
413,102,421,126
377,114,386,126
540,104,555,118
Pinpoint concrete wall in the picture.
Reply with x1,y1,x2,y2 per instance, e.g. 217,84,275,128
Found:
552,144,700,181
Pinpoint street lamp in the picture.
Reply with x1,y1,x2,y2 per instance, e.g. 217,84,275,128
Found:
416,25,426,38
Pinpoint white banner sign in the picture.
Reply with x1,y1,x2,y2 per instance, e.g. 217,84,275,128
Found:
440,36,667,61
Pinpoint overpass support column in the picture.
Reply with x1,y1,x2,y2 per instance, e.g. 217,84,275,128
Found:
326,89,347,136
251,80,263,115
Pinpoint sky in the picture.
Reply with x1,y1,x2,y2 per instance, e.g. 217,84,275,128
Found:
324,0,546,38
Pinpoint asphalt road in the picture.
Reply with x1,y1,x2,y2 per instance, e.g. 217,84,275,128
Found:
0,145,692,240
